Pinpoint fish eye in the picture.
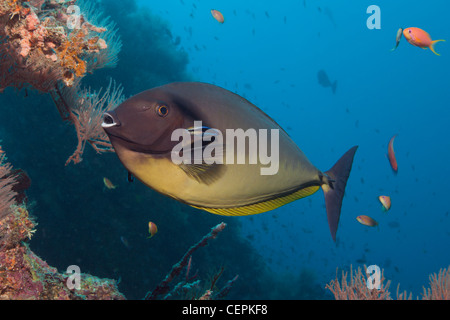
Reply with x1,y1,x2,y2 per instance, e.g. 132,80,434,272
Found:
156,105,169,117
408,29,412,33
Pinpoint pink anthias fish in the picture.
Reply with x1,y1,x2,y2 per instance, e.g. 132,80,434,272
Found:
103,177,116,190
388,134,398,174
356,215,378,227
148,221,158,239
378,195,391,212
211,9,224,23
403,27,445,56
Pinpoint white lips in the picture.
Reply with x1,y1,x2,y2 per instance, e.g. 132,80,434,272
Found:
102,122,117,128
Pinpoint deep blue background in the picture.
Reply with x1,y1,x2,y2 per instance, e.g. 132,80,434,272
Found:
1,0,448,299
140,0,450,295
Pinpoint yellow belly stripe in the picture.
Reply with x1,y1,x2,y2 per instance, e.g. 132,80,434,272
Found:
191,185,320,216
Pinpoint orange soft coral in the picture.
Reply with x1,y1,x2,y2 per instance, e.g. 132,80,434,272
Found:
56,30,88,85
1,0,113,90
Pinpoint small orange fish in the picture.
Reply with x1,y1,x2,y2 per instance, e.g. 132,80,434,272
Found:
148,221,158,238
378,195,391,212
356,215,378,227
103,177,116,189
403,27,445,56
211,9,224,23
388,134,398,174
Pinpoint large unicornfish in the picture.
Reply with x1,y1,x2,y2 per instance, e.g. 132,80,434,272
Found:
102,82,357,241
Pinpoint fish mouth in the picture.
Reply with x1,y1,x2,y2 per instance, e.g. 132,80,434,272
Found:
102,112,173,155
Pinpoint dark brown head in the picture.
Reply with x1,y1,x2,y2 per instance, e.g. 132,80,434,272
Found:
102,87,196,154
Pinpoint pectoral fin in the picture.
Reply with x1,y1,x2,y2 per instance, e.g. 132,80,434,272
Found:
179,125,225,184
179,162,225,185
127,171,134,182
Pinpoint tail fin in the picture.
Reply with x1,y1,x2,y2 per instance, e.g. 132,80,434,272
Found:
331,80,338,94
430,40,445,56
321,146,358,241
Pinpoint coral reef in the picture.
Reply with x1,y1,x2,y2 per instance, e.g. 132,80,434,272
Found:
50,78,124,164
422,266,450,300
0,0,119,90
0,147,125,299
325,265,392,300
1,146,241,299
0,0,273,301
326,264,450,300
0,0,122,165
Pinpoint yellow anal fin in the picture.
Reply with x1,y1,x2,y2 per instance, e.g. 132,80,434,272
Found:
192,185,320,216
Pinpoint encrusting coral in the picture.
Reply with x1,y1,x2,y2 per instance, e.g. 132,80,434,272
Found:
0,147,125,299
0,2,240,300
1,146,238,300
0,0,123,165
0,0,118,89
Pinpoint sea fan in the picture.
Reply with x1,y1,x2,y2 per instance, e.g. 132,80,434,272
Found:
0,153,17,221
51,78,124,165
78,0,122,70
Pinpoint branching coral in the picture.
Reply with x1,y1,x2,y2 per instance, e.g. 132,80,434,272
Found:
1,146,242,300
422,266,450,300
51,78,124,164
0,147,125,300
327,264,450,300
79,0,121,71
325,265,392,300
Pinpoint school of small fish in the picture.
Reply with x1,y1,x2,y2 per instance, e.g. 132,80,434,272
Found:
356,137,397,229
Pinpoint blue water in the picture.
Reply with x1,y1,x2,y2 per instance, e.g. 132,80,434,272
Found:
1,0,449,299
139,0,450,296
